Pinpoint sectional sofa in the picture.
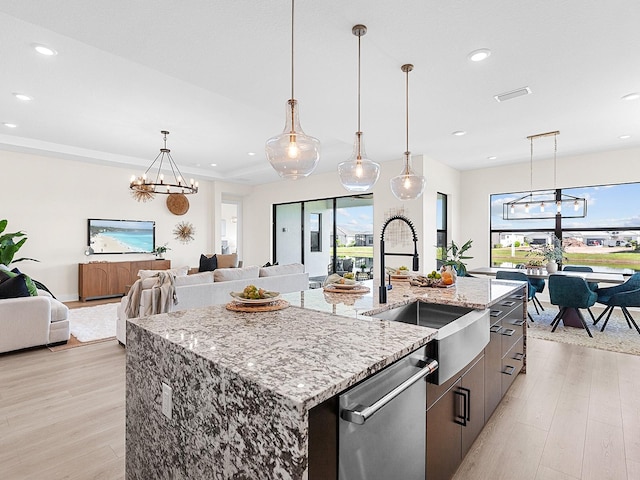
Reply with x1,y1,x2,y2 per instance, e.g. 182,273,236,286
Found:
116,263,308,345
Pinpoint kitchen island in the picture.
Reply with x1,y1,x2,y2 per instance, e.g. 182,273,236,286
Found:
125,276,526,479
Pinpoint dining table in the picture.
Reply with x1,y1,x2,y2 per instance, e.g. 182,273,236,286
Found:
467,266,625,284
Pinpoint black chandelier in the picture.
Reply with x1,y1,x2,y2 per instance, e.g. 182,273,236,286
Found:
503,131,587,220
130,130,198,200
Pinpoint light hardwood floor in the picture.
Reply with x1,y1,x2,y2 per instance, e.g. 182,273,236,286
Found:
1,336,638,479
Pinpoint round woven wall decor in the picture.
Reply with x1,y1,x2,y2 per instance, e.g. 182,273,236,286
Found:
166,193,189,215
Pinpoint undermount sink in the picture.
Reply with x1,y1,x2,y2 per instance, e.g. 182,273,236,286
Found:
371,301,489,385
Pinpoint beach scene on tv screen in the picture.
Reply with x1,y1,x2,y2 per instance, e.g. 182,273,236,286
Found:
89,220,154,254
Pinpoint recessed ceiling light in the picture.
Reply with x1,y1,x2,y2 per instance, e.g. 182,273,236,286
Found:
210,163,217,167
3,123,17,128
32,43,58,56
468,48,491,62
247,152,256,156
452,131,467,136
621,92,640,101
619,135,631,139
13,92,32,101
487,156,497,160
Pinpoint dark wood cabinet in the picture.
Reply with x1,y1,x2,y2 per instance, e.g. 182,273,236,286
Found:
78,259,170,300
484,287,526,421
427,354,485,480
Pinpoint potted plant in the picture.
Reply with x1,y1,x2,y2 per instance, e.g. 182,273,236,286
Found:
153,243,171,259
0,219,38,266
529,235,566,273
359,262,367,272
441,239,473,277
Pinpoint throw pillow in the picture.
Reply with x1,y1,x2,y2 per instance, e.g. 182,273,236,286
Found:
0,273,31,299
199,254,217,272
3,268,38,296
216,253,238,269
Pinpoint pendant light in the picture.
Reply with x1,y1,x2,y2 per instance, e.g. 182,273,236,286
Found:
338,24,380,192
390,64,425,201
265,0,320,179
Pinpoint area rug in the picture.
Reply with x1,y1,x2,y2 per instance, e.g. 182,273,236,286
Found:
67,303,118,342
528,308,640,356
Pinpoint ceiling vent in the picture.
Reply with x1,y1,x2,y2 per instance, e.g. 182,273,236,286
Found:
494,87,532,102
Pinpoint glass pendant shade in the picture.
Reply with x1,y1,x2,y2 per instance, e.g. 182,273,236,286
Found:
390,152,426,201
266,99,320,179
338,131,380,192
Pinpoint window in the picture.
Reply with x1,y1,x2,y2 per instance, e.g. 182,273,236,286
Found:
436,193,448,267
310,213,321,252
490,182,640,273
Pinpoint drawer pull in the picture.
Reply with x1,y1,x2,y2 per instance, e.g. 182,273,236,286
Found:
490,325,502,334
512,319,525,327
501,328,515,337
503,365,516,376
490,310,503,317
513,352,524,361
511,294,525,300
500,301,516,307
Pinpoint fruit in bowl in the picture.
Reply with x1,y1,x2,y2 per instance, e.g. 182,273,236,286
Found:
343,272,355,280
396,266,410,275
239,285,278,300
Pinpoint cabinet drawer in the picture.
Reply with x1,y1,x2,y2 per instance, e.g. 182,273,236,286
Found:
500,315,524,357
488,297,522,324
501,337,525,397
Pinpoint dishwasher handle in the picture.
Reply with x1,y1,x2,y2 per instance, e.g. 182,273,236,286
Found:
341,358,438,425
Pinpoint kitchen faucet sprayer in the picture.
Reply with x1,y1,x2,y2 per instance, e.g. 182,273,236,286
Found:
379,215,419,303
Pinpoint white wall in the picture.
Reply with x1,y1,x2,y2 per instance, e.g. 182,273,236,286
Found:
1,150,216,301
459,147,640,271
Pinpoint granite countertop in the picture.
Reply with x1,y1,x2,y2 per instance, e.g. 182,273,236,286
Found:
281,276,525,318
128,275,524,412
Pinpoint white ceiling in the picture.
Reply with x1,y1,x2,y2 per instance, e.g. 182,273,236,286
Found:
1,0,639,185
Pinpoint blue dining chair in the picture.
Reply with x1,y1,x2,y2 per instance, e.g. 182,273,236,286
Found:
563,266,598,290
594,273,640,334
548,274,597,337
496,270,537,322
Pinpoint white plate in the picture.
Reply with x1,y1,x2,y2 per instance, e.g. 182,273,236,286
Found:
330,282,362,289
230,291,280,304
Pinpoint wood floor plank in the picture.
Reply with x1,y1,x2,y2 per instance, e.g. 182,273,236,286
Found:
539,391,589,478
582,419,628,480
621,401,640,465
534,465,581,480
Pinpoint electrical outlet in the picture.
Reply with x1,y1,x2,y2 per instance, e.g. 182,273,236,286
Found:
162,383,172,419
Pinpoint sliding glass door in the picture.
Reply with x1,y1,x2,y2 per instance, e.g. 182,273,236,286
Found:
273,194,374,283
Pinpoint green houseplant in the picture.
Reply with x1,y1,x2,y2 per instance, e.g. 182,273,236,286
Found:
529,235,566,272
0,219,38,266
153,243,171,259
441,239,473,277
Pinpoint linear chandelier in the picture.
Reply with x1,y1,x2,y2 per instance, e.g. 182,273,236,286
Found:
503,131,587,220
129,130,198,202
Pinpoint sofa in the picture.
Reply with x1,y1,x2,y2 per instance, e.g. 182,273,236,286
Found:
0,288,70,354
116,263,309,345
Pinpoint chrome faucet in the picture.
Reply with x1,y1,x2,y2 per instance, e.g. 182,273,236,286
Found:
379,215,419,303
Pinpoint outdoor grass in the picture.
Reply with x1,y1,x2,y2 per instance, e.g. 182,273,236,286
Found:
333,246,374,258
492,247,640,270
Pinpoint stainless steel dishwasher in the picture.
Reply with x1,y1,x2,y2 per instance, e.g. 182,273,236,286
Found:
338,345,438,480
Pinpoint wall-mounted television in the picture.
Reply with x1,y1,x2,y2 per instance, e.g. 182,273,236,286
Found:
88,219,155,254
